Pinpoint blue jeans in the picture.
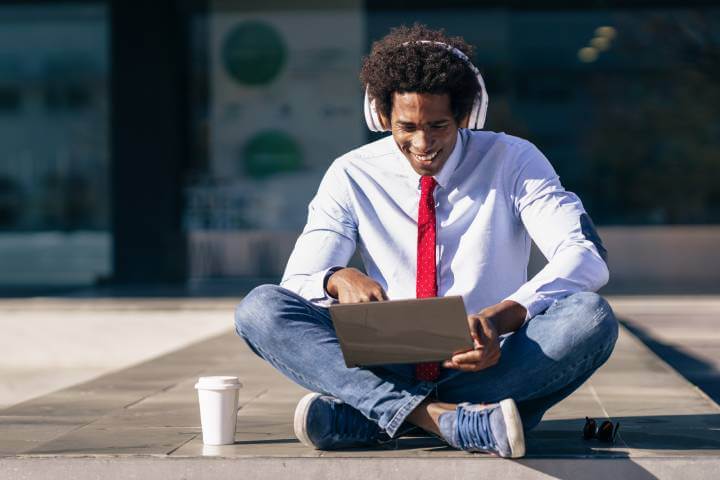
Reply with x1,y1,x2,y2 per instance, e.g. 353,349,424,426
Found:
234,285,618,438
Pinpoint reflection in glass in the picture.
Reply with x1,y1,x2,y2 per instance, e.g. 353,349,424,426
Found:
0,5,110,287
187,2,365,280
188,4,720,281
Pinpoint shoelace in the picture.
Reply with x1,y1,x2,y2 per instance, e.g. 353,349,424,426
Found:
456,405,496,450
331,401,378,441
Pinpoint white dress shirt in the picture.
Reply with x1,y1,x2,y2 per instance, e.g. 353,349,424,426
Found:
280,129,608,323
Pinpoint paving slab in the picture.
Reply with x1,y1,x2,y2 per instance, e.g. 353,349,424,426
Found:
611,296,720,404
0,297,236,408
1,298,719,479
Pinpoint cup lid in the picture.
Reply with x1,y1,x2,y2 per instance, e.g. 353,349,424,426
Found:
195,376,242,390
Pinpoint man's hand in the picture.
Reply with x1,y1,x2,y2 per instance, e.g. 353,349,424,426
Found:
326,267,388,304
443,300,527,372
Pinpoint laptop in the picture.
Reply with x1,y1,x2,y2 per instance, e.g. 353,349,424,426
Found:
328,295,473,367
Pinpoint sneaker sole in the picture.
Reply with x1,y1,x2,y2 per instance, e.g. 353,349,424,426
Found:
294,392,322,448
499,398,526,458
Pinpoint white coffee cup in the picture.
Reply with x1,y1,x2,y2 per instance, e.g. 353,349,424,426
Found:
195,376,242,445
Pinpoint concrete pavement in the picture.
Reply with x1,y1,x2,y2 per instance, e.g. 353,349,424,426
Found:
1,296,719,479
611,296,720,403
0,297,237,409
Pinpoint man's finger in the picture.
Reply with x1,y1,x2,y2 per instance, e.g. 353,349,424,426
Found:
475,321,490,346
468,317,480,340
443,360,481,372
451,349,483,365
451,347,473,356
454,345,499,365
371,289,387,301
469,328,481,349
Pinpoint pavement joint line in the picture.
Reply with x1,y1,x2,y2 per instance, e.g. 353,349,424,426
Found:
239,388,270,411
122,382,181,410
588,382,627,448
165,434,200,456
587,383,609,419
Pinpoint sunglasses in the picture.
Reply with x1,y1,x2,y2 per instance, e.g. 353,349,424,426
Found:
583,417,620,443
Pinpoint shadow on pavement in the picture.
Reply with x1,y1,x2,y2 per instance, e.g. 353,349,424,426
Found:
620,318,720,404
260,413,720,455
530,414,720,451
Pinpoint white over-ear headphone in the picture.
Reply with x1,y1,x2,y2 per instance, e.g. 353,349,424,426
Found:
363,40,489,132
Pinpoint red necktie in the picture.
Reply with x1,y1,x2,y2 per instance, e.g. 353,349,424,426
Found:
415,176,440,381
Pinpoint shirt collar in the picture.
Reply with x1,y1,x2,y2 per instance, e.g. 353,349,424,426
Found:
393,130,464,190
433,131,463,189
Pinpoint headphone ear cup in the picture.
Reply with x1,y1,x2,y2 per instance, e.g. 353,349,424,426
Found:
467,96,483,130
364,87,388,132
467,72,488,130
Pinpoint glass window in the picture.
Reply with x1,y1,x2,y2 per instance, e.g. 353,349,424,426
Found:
0,4,110,289
188,3,720,281
187,1,365,281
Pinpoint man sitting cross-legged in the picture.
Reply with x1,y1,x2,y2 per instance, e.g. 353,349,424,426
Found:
234,24,617,458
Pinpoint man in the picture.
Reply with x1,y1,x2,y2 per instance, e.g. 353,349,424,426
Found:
234,24,617,458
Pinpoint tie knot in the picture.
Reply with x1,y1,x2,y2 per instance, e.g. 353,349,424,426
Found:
420,176,436,194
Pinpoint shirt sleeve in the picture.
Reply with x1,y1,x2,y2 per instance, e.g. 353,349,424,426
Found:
280,161,358,306
503,144,609,323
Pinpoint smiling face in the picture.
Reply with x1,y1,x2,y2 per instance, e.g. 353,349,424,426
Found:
385,92,460,177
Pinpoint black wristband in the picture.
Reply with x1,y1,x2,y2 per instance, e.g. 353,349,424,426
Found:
323,266,345,296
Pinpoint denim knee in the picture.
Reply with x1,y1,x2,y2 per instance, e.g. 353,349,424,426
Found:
564,291,618,353
234,284,286,340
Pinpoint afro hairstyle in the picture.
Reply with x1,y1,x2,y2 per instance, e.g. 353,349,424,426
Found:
359,24,481,126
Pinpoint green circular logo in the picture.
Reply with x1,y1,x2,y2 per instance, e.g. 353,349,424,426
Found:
243,130,302,178
222,21,287,86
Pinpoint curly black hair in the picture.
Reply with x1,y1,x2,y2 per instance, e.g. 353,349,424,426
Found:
360,24,480,125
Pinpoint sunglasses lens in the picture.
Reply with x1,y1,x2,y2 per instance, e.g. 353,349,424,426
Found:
583,418,596,439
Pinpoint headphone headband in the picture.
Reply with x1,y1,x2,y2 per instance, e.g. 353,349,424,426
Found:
363,40,488,132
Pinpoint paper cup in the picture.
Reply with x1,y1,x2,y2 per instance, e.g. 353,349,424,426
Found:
195,376,242,445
